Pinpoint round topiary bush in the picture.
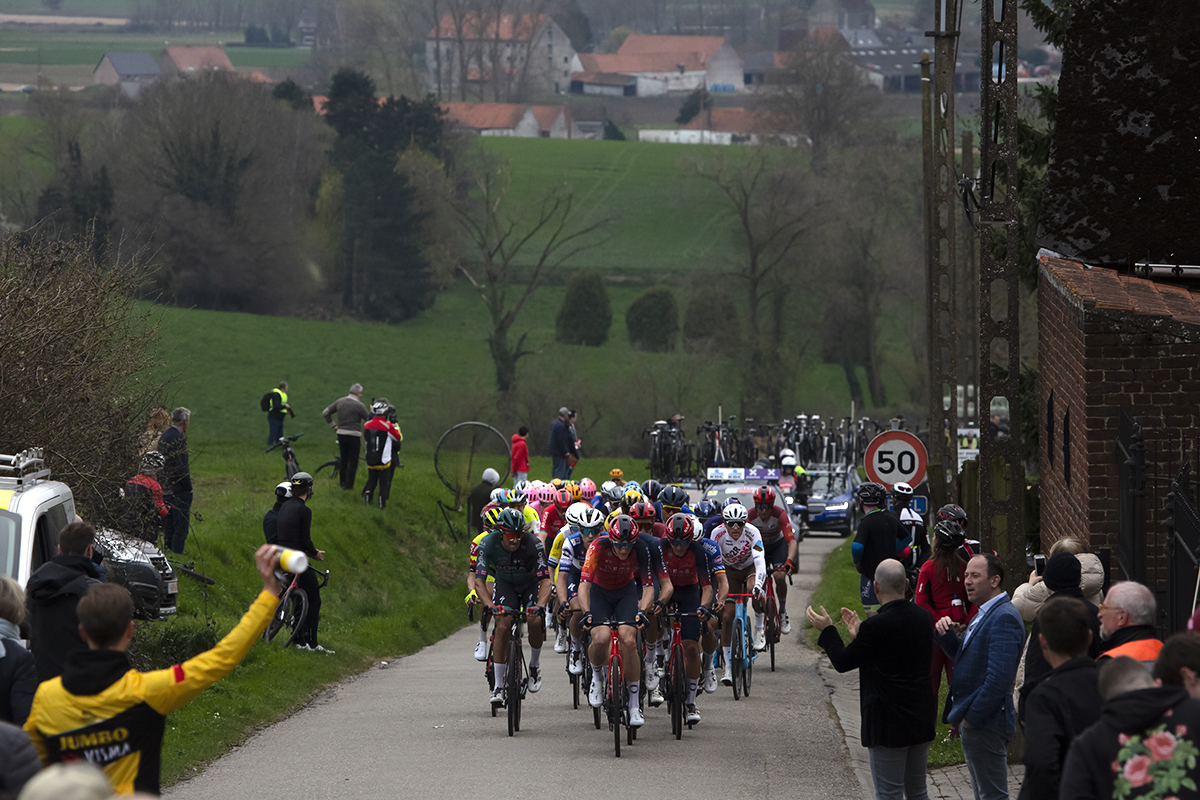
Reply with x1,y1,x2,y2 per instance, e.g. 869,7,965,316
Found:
626,284,678,352
555,270,612,346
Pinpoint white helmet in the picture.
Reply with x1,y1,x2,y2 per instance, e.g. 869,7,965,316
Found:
689,515,704,541
275,481,292,499
722,503,748,523
781,455,797,467
577,506,605,533
482,467,500,485
779,448,796,459
565,502,590,526
513,480,530,493
893,482,914,496
489,488,506,504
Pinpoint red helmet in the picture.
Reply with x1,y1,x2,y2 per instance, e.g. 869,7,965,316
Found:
628,501,656,522
553,488,572,511
608,514,638,544
753,486,776,507
667,513,693,541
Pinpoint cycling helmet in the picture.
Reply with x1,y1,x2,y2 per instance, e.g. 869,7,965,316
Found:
855,482,888,506
513,479,530,494
565,502,589,527
722,503,748,523
602,482,624,502
552,488,571,512
936,504,969,527
141,450,166,474
290,471,314,494
578,506,605,535
780,455,797,468
752,486,776,507
690,515,705,541
509,488,527,506
628,500,656,523
722,496,743,509
274,481,292,499
483,506,503,529
693,499,718,520
642,479,663,502
625,480,642,494
779,448,796,459
371,399,390,416
893,482,914,497
609,468,624,479
550,478,565,489
659,485,689,510
621,488,644,511
667,512,693,541
933,520,966,550
482,467,500,485
496,508,526,536
579,478,597,500
566,482,582,501
608,514,638,545
489,487,506,504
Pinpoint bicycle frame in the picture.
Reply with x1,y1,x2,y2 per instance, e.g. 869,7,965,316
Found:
663,609,700,738
726,592,756,699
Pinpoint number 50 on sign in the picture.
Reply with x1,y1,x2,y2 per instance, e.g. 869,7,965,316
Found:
863,431,928,490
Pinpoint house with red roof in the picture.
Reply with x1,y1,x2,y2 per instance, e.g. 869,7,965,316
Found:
156,46,235,77
569,33,744,96
425,12,576,101
440,102,573,138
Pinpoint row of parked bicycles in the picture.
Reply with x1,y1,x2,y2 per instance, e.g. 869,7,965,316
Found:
644,414,896,483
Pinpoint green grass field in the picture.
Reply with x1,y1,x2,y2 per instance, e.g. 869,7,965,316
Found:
0,29,310,70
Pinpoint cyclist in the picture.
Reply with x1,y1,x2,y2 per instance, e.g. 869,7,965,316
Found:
467,507,503,661
579,515,655,727
704,497,741,538
693,513,729,693
693,499,719,531
851,483,910,615
605,486,644,528
893,481,928,567
711,502,766,682
546,499,586,653
505,488,543,546
540,489,573,544
362,399,402,510
479,487,507,529
609,468,626,487
628,500,672,706
476,508,552,707
746,486,797,634
658,485,691,520
554,505,606,674
781,455,809,530
275,472,331,653
661,513,714,725
642,480,663,515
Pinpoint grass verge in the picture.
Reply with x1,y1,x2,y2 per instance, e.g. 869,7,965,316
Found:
804,539,964,768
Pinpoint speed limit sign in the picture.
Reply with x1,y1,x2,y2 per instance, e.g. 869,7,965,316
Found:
864,431,927,489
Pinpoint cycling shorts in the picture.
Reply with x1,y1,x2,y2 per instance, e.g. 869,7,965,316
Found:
588,580,639,628
724,565,757,597
565,578,579,601
493,578,539,613
668,583,702,641
764,538,789,571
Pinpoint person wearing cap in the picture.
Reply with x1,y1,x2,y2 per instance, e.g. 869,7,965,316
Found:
510,427,530,486
322,384,370,491
275,473,329,652
262,481,291,544
362,399,402,510
468,468,501,535
548,407,577,481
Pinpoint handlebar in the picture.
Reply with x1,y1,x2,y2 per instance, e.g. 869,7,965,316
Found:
264,432,305,453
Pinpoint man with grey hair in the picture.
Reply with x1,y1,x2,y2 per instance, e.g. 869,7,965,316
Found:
323,384,370,491
157,406,192,553
1097,580,1162,665
808,559,937,800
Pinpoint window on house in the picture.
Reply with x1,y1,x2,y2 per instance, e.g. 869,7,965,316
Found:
1046,391,1055,468
1062,408,1071,486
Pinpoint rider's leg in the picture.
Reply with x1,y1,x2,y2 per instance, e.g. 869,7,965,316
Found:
774,569,788,613
618,624,641,710
492,611,512,687
528,606,544,668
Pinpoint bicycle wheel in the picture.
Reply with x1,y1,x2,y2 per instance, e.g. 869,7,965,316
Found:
263,588,293,642
765,595,779,673
285,458,300,479
507,636,522,736
731,619,743,701
609,658,623,758
671,645,685,739
314,459,339,478
274,589,308,648
743,626,754,697
434,422,511,507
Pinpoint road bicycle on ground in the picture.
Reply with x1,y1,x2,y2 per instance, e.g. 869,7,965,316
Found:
725,592,756,700
662,608,705,739
264,566,329,647
264,433,305,479
763,573,790,672
483,605,530,735
594,617,640,757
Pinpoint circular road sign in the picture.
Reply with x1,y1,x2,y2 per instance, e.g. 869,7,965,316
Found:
863,430,928,489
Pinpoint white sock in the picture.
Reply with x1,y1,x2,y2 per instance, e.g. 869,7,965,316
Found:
570,635,581,654
529,646,541,668
755,612,765,632
478,621,488,642
687,678,699,704
493,662,507,689
722,646,732,668
627,681,640,709
703,653,715,673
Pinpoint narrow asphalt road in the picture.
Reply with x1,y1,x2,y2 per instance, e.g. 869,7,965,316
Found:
167,531,860,800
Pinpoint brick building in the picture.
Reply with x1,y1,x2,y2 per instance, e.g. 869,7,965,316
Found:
1038,255,1200,597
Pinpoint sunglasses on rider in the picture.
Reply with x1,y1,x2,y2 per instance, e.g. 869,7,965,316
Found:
727,520,745,527
612,540,634,550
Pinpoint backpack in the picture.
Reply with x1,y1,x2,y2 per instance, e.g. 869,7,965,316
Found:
364,427,386,467
260,392,273,412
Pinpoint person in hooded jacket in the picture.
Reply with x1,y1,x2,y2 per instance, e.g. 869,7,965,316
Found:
262,481,291,545
1060,645,1200,800
24,522,103,681
0,579,36,726
511,427,529,486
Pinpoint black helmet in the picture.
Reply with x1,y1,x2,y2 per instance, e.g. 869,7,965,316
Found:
659,485,688,510
933,520,966,550
936,504,968,527
855,482,887,506
642,479,663,503
140,450,166,474
290,471,314,494
694,499,718,520
667,512,693,541
496,508,525,536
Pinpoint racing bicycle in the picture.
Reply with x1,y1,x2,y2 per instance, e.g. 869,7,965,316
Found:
265,433,305,479
593,617,640,757
663,608,705,739
264,566,330,647
725,592,757,699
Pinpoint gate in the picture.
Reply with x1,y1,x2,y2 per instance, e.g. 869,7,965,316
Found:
1167,461,1200,633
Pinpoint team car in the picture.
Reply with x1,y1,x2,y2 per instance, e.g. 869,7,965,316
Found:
802,463,863,536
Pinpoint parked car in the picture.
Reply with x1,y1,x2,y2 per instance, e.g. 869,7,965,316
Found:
804,463,863,537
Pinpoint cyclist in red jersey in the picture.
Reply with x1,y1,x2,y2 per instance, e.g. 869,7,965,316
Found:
540,488,572,542
915,521,977,705
747,486,797,634
579,515,656,727
628,500,672,706
662,513,714,724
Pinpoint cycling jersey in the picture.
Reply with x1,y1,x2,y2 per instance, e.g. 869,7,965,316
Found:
746,505,795,545
25,590,276,795
710,523,767,590
701,538,726,582
547,530,567,570
540,505,568,540
659,539,711,588
852,509,909,578
468,531,489,571
474,532,549,585
581,536,652,591
558,530,588,583
637,530,668,585
702,514,724,538
519,505,542,535
899,506,927,559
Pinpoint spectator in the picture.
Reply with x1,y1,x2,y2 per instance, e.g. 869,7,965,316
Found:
275,473,329,652
322,384,370,490
934,553,1025,800
1155,632,1200,698
510,427,529,486
362,399,402,510
119,451,169,544
25,522,103,682
1015,552,1102,725
1097,581,1162,664
851,483,909,615
567,410,580,476
1059,654,1200,800
808,559,936,800
468,469,501,535
548,407,576,481
140,406,170,452
1017,596,1102,800
23,547,283,795
15,763,112,800
1014,536,1104,619
915,521,977,721
262,481,290,545
265,381,292,446
0,720,41,800
0,579,35,726
156,407,193,554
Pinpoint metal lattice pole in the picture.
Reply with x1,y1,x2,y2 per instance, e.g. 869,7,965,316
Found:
977,0,1024,565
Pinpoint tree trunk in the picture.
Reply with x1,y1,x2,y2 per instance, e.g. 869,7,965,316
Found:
864,303,887,407
490,323,517,393
841,353,865,409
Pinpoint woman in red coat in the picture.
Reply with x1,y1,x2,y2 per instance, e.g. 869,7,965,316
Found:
914,520,977,703
510,427,530,485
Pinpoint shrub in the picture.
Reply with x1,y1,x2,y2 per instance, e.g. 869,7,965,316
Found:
556,270,611,346
676,87,712,126
626,284,678,352
683,285,739,353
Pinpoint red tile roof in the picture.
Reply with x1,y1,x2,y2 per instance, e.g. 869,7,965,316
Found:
159,46,234,73
680,107,764,133
1040,255,1200,327
530,105,567,131
578,52,705,74
441,101,530,130
428,12,547,41
617,34,725,61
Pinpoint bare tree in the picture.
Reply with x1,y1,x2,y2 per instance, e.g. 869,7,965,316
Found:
451,149,611,393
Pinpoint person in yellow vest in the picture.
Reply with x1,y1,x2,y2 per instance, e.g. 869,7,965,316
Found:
1096,581,1163,665
266,381,293,445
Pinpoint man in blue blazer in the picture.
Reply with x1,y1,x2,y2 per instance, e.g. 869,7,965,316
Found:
935,552,1025,800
